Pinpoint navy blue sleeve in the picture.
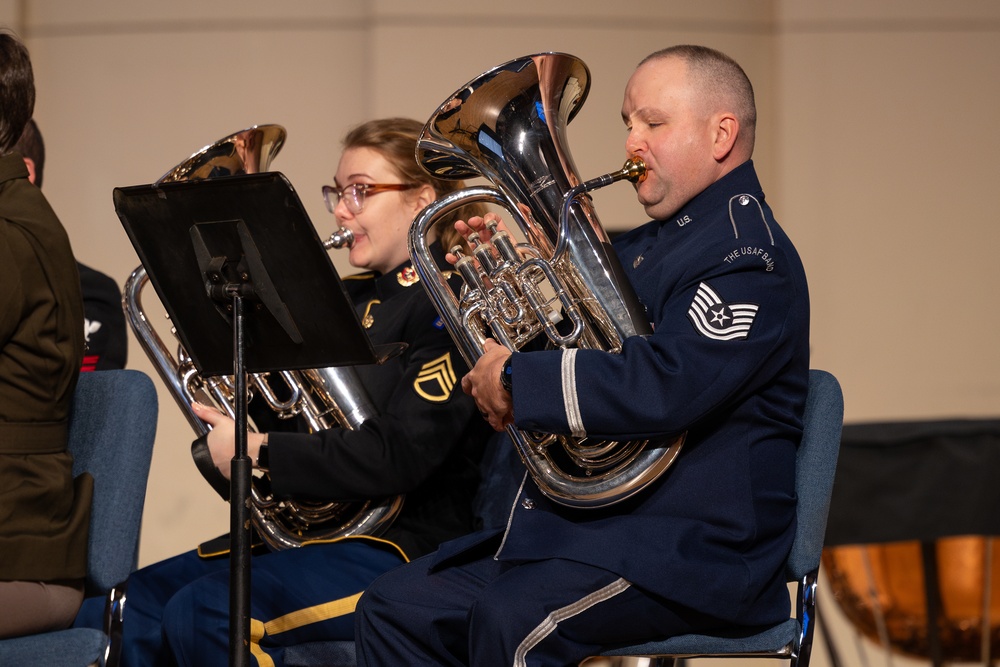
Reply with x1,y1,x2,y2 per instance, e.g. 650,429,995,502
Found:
512,201,808,440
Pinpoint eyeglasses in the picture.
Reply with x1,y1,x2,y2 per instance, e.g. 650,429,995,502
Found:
322,182,419,215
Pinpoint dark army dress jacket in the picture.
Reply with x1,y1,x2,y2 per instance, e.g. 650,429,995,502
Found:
267,245,491,560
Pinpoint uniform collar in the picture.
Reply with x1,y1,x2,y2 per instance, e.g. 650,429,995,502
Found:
657,160,762,234
0,152,30,184
350,241,448,300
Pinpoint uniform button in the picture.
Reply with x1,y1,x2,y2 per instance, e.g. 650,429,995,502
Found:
521,497,535,510
739,195,750,206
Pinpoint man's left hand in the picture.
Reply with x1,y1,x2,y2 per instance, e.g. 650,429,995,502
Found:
462,338,513,432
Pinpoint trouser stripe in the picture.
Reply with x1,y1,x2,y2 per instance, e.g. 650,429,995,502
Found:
512,577,631,667
249,619,274,667
264,591,363,635
248,592,362,665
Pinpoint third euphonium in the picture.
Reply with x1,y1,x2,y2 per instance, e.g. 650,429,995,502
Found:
409,53,685,508
124,125,403,549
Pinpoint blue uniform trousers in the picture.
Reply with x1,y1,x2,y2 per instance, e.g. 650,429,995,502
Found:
76,539,403,667
355,545,717,667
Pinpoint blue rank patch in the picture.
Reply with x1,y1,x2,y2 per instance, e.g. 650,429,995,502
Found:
687,282,759,341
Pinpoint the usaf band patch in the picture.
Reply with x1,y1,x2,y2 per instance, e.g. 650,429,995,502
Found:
413,352,457,403
687,282,758,341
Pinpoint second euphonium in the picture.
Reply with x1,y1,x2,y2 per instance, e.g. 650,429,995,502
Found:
125,125,403,550
409,53,685,508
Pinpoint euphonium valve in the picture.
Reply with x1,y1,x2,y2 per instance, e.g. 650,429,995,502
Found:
450,218,586,351
409,53,684,508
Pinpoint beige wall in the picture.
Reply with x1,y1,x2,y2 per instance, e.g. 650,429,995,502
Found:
2,1,997,664
777,0,1000,424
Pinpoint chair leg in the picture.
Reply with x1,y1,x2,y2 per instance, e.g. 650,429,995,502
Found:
103,580,129,667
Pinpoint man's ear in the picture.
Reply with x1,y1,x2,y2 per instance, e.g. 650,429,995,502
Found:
712,113,739,162
22,157,37,185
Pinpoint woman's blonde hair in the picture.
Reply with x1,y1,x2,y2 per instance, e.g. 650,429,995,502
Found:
342,117,486,253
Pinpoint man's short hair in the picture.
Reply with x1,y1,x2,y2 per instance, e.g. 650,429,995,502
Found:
641,45,756,155
13,118,45,187
0,31,35,155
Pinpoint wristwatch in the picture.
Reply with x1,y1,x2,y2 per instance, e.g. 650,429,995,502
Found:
500,355,513,394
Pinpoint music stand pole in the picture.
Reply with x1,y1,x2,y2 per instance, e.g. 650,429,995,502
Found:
229,292,252,667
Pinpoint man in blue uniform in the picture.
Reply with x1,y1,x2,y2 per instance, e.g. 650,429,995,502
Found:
355,45,810,667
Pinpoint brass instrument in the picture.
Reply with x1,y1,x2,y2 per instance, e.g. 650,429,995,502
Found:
124,124,403,550
409,53,685,508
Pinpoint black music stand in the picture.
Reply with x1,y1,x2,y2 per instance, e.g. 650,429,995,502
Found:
114,172,401,667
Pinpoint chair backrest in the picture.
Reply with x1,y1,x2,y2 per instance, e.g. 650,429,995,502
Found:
68,369,158,595
786,369,844,582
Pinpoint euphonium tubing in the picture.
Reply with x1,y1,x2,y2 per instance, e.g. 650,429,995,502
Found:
409,53,684,508
125,124,402,549
154,124,286,186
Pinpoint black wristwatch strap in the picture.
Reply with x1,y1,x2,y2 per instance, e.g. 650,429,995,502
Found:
191,433,230,501
256,443,270,472
500,355,513,393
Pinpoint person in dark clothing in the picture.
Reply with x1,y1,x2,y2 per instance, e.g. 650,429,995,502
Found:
355,45,810,667
73,117,492,667
0,28,90,640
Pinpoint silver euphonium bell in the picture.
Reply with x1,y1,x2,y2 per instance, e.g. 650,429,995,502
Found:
410,53,685,508
124,124,403,549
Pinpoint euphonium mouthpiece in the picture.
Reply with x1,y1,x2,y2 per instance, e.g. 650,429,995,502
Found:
621,156,646,184
577,156,647,194
324,228,355,249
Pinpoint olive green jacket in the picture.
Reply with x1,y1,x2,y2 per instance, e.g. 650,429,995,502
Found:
0,152,91,581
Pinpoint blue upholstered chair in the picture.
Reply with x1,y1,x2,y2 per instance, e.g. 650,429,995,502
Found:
0,369,159,667
594,369,844,667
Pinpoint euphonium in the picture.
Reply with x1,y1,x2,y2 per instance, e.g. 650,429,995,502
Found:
409,53,685,508
124,124,403,550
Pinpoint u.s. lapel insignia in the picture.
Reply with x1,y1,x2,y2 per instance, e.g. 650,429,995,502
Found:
361,299,380,329
397,266,420,287
633,254,644,268
413,352,457,403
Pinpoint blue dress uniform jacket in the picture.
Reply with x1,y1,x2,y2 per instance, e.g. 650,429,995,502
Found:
433,160,809,628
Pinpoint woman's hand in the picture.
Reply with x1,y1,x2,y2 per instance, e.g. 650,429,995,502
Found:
191,402,267,481
445,212,509,265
